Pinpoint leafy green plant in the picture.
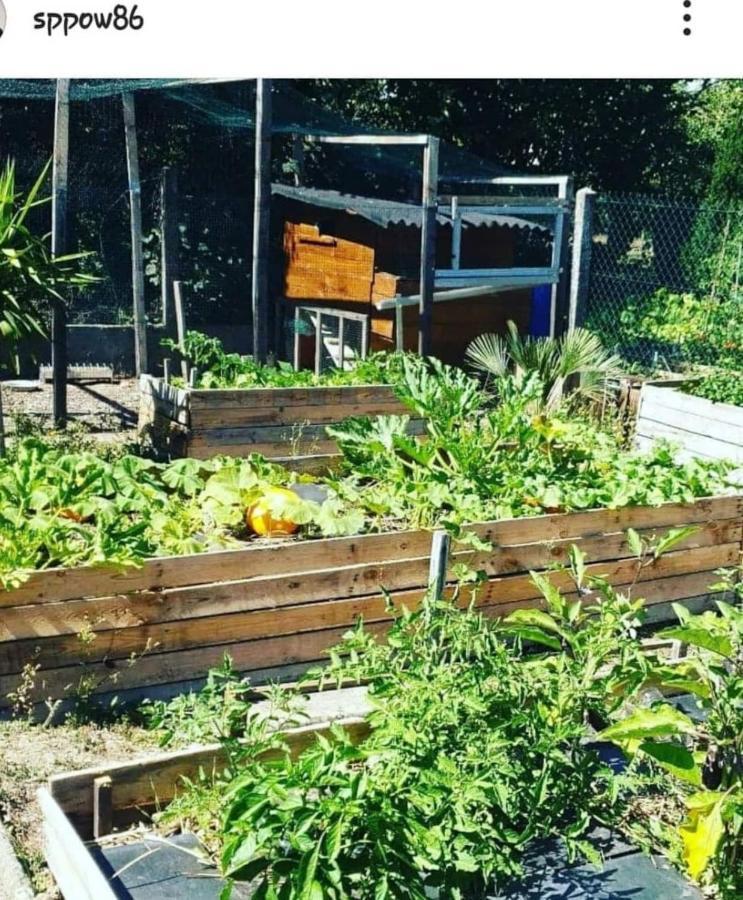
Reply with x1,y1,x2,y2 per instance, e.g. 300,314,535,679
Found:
684,370,743,408
0,439,360,590
0,159,97,357
605,288,743,372
141,655,255,747
162,331,411,390
328,365,733,533
465,321,622,412
155,546,661,899
599,601,743,895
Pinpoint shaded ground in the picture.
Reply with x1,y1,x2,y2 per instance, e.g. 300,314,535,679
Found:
0,720,161,898
1,378,139,441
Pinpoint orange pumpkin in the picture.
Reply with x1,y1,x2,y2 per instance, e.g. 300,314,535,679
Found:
246,486,299,537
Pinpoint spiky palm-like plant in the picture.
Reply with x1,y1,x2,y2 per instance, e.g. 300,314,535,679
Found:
465,321,622,412
0,158,97,351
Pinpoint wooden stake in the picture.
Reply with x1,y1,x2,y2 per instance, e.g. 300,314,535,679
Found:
160,166,179,340
418,136,439,356
92,776,113,840
51,78,71,427
122,92,148,375
252,78,272,365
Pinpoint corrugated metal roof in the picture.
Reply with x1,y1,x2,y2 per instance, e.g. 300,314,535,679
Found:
272,184,548,233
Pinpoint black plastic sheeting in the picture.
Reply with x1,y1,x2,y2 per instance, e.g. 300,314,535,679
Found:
89,711,707,900
94,829,702,900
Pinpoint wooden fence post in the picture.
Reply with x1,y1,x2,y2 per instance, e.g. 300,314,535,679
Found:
122,92,148,376
418,136,439,357
51,78,71,427
568,187,597,332
252,78,272,365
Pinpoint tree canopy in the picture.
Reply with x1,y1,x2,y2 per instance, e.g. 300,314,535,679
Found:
292,79,742,199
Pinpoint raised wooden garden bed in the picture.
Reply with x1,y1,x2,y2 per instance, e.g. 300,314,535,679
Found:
138,375,417,460
39,705,369,899
38,700,704,900
637,383,743,465
1,495,739,712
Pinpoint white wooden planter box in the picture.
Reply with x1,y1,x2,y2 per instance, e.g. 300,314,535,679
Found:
637,383,743,466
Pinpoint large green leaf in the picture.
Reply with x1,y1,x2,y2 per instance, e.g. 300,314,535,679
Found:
659,625,733,659
598,704,697,742
639,740,702,786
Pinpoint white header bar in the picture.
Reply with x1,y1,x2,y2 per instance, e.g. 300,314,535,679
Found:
0,0,740,78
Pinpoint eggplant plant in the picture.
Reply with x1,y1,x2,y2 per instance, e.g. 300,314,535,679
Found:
599,597,742,894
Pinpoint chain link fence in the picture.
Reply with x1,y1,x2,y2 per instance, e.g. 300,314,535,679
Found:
585,192,743,372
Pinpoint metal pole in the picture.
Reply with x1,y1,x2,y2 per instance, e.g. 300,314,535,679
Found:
160,166,179,339
123,92,149,375
293,307,301,370
51,78,71,427
173,280,189,382
567,188,597,332
418,136,439,356
251,78,272,365
428,530,451,601
550,176,575,338
451,195,462,270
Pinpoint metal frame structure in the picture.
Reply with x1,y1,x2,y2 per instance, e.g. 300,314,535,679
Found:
301,132,439,355
293,305,370,375
374,175,574,347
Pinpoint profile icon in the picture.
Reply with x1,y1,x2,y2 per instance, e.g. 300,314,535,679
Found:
0,3,5,38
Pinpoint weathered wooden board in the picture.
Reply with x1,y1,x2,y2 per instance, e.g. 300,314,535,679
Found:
139,377,416,461
3,496,739,609
1,520,738,644
637,384,743,464
0,495,739,709
0,542,736,677
41,708,371,900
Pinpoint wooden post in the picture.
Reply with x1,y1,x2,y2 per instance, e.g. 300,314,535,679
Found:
418,136,439,356
92,776,113,840
551,176,575,338
568,187,597,332
51,78,71,427
428,530,451,601
122,92,148,375
252,78,272,365
160,166,179,340
173,280,189,382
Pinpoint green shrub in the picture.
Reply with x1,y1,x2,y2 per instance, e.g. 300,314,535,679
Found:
612,288,743,371
156,549,654,899
163,331,410,389
684,370,743,407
